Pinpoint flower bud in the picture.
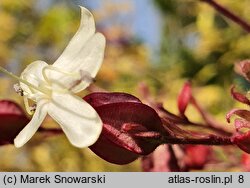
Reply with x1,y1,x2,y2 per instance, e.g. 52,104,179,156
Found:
177,81,192,115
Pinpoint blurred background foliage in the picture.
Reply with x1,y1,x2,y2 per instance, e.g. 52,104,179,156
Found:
0,0,250,171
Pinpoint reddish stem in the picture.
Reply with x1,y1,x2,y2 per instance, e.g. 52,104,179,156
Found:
201,0,250,33
37,122,233,146
157,104,232,136
163,135,232,145
160,116,233,145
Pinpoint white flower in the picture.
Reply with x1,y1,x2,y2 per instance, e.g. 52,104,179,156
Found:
14,6,106,148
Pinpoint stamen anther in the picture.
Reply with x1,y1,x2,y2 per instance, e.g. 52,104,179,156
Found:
0,66,49,94
14,84,24,96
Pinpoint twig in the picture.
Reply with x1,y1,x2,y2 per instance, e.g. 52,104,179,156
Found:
200,0,250,33
157,104,232,136
163,134,232,145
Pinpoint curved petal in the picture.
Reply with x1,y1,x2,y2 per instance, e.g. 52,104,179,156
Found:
48,92,102,148
53,6,96,67
14,100,48,148
20,61,48,95
50,33,105,93
49,7,105,93
66,33,106,93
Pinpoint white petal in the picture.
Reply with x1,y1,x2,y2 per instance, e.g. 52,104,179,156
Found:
14,100,48,148
49,6,106,93
53,6,96,67
20,60,48,95
65,33,106,93
48,92,102,148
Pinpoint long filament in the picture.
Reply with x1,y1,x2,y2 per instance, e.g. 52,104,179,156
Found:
23,96,34,115
42,65,79,83
0,66,49,94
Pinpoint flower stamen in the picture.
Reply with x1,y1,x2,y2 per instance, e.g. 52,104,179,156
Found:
42,65,80,83
24,96,35,115
14,84,24,96
0,66,49,95
41,65,95,92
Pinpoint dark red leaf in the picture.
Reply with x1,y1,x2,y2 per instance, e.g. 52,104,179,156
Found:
132,131,162,139
89,133,140,165
157,105,189,124
121,123,148,133
177,81,192,115
93,102,166,155
232,131,250,153
0,100,29,145
84,92,141,107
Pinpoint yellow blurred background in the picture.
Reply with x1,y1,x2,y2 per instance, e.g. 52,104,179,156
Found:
1,0,250,171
